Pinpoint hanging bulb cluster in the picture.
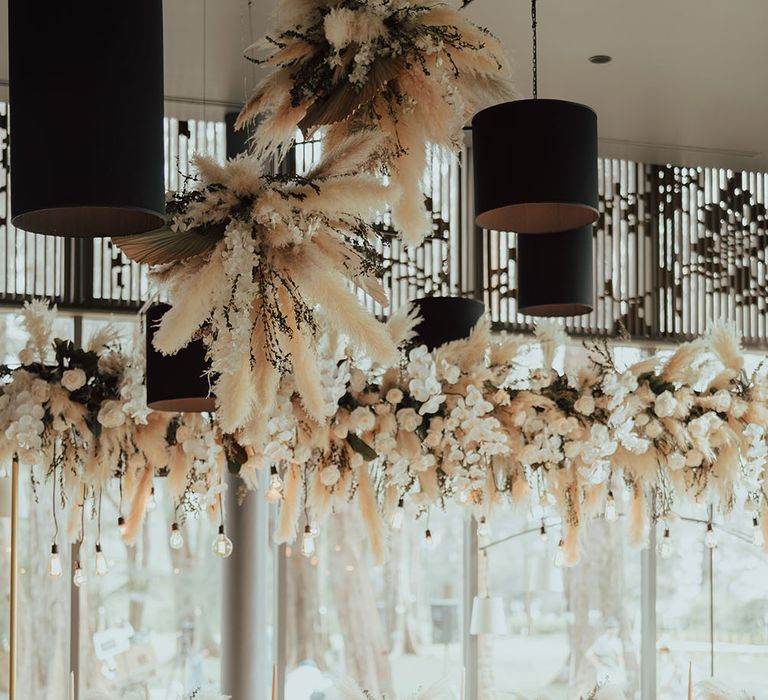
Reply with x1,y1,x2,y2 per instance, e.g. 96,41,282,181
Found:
554,539,565,568
94,544,109,576
391,498,405,531
73,560,87,588
301,525,315,557
169,522,184,550
266,466,284,503
658,528,672,559
705,522,717,549
604,491,617,522
753,517,764,548
146,486,157,512
213,525,234,558
48,543,63,578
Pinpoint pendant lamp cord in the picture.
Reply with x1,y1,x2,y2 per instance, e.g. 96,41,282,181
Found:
531,0,538,99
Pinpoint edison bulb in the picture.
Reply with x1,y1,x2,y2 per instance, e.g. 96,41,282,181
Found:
169,523,184,550
146,486,157,512
658,528,672,559
423,528,435,549
391,499,405,531
705,523,717,549
753,517,764,547
72,561,87,588
477,517,490,538
605,491,617,522
95,545,109,576
266,467,283,503
554,540,565,568
301,525,315,557
48,544,63,578
539,524,548,543
213,525,234,558
117,516,127,536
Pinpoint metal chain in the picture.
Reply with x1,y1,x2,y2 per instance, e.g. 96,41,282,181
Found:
531,0,538,99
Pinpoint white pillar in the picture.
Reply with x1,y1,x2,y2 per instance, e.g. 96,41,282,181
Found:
221,469,270,697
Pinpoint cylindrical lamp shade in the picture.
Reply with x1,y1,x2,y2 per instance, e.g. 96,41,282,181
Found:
517,225,594,317
9,1,165,237
412,297,485,351
469,596,508,635
472,99,598,234
146,304,215,413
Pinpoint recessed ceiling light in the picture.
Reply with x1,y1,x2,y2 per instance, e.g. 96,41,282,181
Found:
589,55,612,64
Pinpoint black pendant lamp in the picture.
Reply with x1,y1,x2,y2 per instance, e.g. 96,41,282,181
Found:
412,297,485,351
145,304,215,413
9,1,165,237
517,226,594,317
471,0,598,234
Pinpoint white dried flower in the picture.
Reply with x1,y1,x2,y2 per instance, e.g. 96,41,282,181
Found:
61,368,87,392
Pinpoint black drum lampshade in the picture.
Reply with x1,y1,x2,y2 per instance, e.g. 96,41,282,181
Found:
517,225,594,317
9,1,165,237
145,304,215,413
412,297,485,351
472,99,598,234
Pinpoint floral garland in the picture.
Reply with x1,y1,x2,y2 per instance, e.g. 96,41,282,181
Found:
114,135,399,434
237,310,768,564
0,301,230,544
236,0,513,246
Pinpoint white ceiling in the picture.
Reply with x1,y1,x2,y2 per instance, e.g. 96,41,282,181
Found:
1,0,767,171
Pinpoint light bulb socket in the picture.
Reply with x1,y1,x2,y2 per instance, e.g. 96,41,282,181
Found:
663,528,670,539
218,524,225,535
51,543,59,555
397,497,404,508
706,523,713,532
171,522,180,532
753,516,759,528
95,543,102,554
607,491,614,500
557,539,564,548
539,525,546,536
304,524,312,535
117,516,126,527
270,465,278,476
425,529,432,538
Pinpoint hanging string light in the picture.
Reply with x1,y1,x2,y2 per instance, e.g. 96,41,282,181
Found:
604,490,618,522
658,528,672,559
94,488,109,576
704,522,717,549
391,497,405,531
752,516,764,548
169,522,185,550
73,486,87,588
266,466,284,503
477,516,490,538
554,539,566,568
48,463,62,578
146,485,157,513
301,524,316,558
539,522,548,543
472,0,598,234
212,486,233,558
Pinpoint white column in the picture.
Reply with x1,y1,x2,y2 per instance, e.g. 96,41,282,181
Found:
221,469,270,697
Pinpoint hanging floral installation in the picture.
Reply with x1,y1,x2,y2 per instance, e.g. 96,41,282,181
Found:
236,310,768,565
114,134,399,434
0,302,232,546
236,0,514,245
